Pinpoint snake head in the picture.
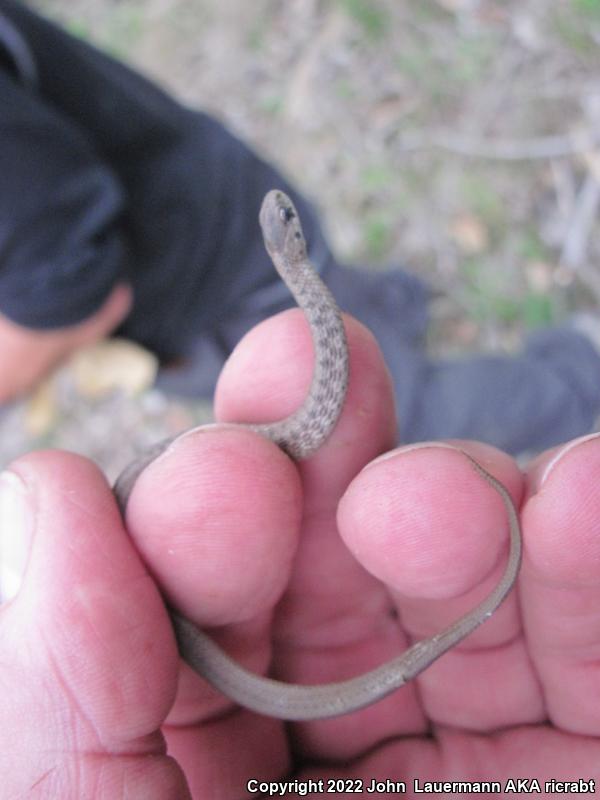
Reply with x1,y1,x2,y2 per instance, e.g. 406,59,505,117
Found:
259,189,308,263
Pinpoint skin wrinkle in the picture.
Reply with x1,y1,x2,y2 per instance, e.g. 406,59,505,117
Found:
32,463,122,574
113,190,523,721
37,544,168,750
29,766,58,790
38,628,96,755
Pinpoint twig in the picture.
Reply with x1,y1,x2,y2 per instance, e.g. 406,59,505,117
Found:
574,262,600,307
560,151,600,304
550,159,576,221
398,128,600,161
560,172,600,271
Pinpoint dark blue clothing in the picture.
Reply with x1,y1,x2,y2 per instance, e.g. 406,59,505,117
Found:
1,0,599,455
0,0,332,363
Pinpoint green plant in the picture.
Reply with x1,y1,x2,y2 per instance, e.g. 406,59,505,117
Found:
518,230,548,263
362,211,394,259
573,0,600,17
361,163,394,192
460,174,506,239
336,0,389,40
459,257,556,329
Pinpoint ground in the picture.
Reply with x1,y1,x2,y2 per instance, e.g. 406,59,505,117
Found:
3,0,600,477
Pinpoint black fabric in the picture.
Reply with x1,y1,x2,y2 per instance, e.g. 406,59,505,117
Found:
0,0,332,360
0,64,126,327
0,6,37,86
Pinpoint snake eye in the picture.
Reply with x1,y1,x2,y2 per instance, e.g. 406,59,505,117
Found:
279,205,295,223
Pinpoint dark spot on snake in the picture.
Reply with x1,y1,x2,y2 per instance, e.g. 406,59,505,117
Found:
295,231,302,239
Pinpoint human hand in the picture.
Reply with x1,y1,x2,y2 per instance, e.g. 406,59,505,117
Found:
0,282,131,404
1,310,598,798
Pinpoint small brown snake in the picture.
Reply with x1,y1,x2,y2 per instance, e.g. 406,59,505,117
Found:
113,189,522,721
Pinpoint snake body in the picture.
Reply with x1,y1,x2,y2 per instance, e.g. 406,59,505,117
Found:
251,191,349,459
114,189,522,721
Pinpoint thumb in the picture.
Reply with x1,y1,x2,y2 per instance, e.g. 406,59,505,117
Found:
0,451,188,799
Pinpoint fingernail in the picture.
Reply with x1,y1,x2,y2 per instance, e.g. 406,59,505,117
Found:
0,471,34,603
158,423,243,461
540,431,600,487
363,440,460,471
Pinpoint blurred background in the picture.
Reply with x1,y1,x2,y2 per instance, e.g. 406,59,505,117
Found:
3,0,600,476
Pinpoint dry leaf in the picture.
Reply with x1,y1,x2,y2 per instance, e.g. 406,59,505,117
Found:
525,260,553,293
25,378,58,436
70,339,158,399
435,0,475,12
449,213,489,254
583,150,600,184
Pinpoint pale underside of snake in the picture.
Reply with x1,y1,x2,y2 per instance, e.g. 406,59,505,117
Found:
113,189,522,721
